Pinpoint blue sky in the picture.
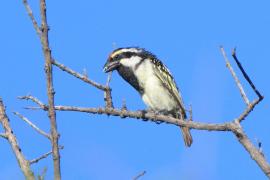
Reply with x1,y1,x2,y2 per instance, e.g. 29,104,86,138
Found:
0,0,269,179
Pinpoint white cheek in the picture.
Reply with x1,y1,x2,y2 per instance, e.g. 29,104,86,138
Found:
134,59,153,83
120,56,142,69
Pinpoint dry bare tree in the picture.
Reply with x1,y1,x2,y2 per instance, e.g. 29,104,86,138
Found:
0,0,269,179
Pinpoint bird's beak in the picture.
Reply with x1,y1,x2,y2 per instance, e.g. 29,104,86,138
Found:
103,61,120,73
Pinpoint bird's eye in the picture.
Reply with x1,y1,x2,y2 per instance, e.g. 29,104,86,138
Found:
125,52,132,58
114,55,120,59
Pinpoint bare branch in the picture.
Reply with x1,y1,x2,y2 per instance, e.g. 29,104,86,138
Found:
13,112,51,140
39,0,61,178
220,47,269,177
0,98,35,179
24,106,45,110
133,170,146,180
18,95,48,110
104,71,114,108
30,146,64,165
236,98,261,123
231,124,270,176
22,0,41,36
220,46,250,105
30,104,231,131
232,48,263,100
51,59,113,108
52,59,107,91
30,151,52,165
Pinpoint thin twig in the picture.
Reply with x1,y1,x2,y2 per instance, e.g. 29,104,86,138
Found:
232,48,263,100
13,112,51,140
30,151,53,165
30,146,64,165
18,95,48,110
220,46,250,105
106,71,112,87
39,0,61,179
0,98,35,179
22,0,41,37
235,98,261,123
52,59,107,91
187,104,193,121
0,133,7,139
51,59,113,108
24,106,45,110
133,170,146,180
104,71,113,108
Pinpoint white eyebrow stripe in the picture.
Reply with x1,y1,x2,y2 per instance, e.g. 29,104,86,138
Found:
111,48,142,58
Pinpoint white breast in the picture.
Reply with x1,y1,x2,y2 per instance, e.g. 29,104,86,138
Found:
133,59,179,112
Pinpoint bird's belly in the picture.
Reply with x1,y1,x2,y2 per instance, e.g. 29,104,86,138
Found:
141,78,178,112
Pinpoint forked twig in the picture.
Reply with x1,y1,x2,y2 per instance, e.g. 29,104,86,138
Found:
18,95,48,110
220,46,250,105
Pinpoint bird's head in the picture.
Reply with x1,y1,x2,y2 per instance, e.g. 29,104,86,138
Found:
103,47,154,73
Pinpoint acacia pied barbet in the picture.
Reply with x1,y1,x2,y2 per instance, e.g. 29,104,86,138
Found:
103,47,192,147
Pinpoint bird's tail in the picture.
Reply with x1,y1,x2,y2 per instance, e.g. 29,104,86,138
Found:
177,111,193,147
180,126,193,147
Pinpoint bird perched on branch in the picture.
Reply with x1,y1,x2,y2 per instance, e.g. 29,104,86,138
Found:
103,47,192,147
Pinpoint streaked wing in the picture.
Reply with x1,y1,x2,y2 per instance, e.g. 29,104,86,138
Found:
151,58,186,116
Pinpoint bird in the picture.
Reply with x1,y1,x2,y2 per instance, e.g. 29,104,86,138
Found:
103,47,192,147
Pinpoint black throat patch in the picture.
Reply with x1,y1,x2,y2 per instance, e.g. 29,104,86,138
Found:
117,66,144,95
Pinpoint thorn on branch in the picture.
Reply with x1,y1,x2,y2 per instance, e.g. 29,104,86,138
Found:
121,99,127,111
187,104,193,121
82,68,88,78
